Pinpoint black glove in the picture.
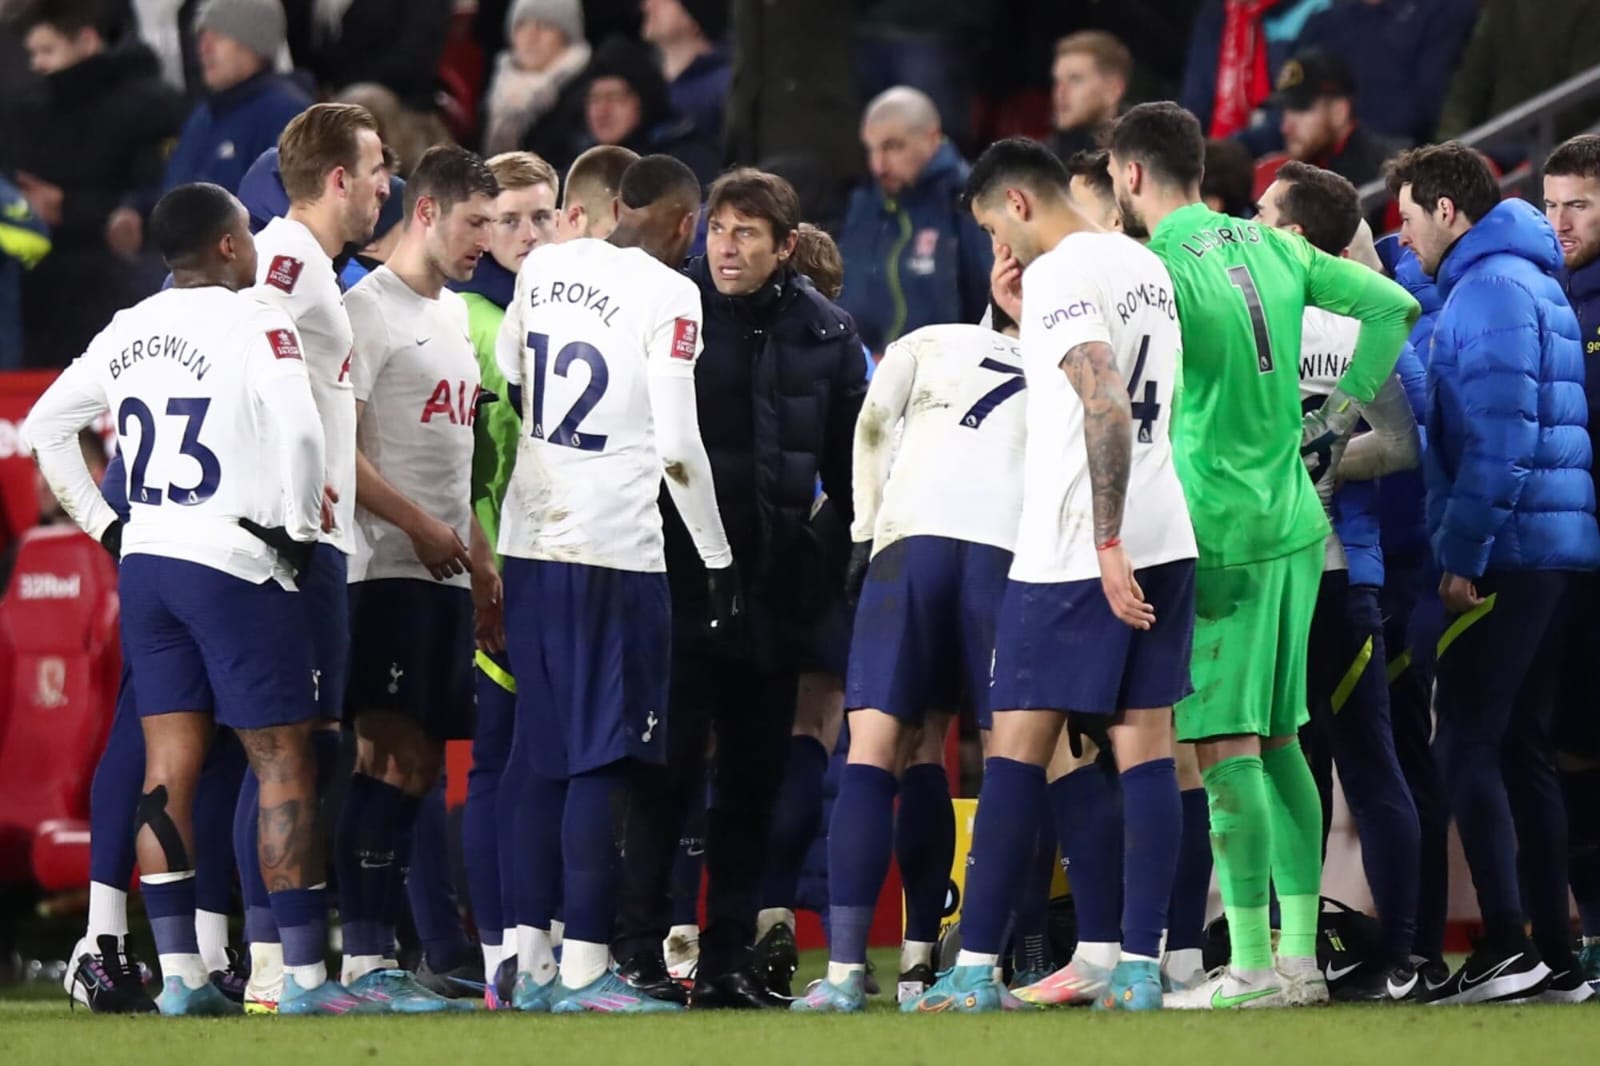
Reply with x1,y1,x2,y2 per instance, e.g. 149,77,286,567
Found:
238,518,316,577
99,520,122,561
845,540,872,609
705,562,744,636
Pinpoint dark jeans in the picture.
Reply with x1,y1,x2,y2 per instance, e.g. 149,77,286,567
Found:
1433,569,1574,965
615,644,799,975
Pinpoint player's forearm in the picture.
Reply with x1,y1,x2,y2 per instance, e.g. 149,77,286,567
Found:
261,374,327,541
1061,341,1133,544
469,513,494,572
850,401,897,542
21,383,115,539
1339,280,1420,405
1338,375,1420,481
650,373,733,569
354,450,432,539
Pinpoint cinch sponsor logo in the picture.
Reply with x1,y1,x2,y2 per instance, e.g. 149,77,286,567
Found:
1042,301,1097,328
19,573,80,599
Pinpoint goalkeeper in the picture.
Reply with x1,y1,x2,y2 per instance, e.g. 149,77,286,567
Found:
1107,103,1419,1010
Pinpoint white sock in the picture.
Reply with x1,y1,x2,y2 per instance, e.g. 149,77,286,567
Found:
756,907,795,941
158,952,210,990
1163,947,1203,981
666,923,700,946
559,939,609,990
1120,950,1159,965
86,882,129,941
900,940,935,972
502,928,518,957
1586,936,1600,949
955,949,999,969
516,925,557,984
1076,941,1120,971
342,954,386,986
195,910,229,974
549,919,564,948
248,941,283,988
827,961,865,986
1277,954,1318,974
286,961,327,992
481,941,502,977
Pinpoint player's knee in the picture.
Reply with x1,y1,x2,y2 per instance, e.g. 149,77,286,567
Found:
237,722,314,785
135,784,192,871
988,710,1061,767
906,713,953,768
845,708,903,770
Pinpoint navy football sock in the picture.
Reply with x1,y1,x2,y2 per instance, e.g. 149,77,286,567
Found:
670,790,708,928
194,734,246,917
960,758,1047,957
760,736,830,910
1049,762,1124,945
827,764,898,966
89,681,143,892
407,782,471,972
509,771,567,930
234,767,277,944
1166,787,1214,952
563,769,625,947
896,763,955,944
465,669,513,947
1119,757,1181,959
1010,814,1056,974
337,773,414,958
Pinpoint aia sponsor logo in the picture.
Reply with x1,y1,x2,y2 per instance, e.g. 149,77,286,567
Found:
421,380,483,425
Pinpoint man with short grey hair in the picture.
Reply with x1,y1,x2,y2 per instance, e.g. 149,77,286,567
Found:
836,86,992,355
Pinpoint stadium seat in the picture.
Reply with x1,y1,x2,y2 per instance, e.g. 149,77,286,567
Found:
1252,151,1290,203
0,525,120,888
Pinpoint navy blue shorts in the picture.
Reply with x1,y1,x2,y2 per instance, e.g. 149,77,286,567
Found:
845,535,1013,728
301,543,349,720
119,555,316,729
503,558,671,779
990,559,1197,716
473,649,516,772
346,579,475,740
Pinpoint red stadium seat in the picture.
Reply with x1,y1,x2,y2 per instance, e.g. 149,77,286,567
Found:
32,818,92,894
0,525,120,887
1252,152,1290,203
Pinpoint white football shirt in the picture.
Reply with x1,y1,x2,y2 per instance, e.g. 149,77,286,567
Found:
495,238,732,572
22,287,326,588
346,266,480,587
252,216,357,554
851,323,1026,554
1013,232,1197,583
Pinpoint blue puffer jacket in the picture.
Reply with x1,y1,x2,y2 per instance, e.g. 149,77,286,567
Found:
836,140,993,354
1425,198,1600,577
1378,242,1442,563
162,72,311,196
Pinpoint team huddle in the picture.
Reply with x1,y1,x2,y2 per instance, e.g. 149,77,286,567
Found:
23,93,1582,1018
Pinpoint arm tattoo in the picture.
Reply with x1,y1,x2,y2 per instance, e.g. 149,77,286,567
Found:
1059,340,1133,546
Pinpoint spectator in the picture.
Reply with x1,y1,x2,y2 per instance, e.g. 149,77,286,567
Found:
855,0,993,152
236,144,288,231
1294,0,1477,145
725,0,861,222
334,82,451,178
524,35,720,185
1270,51,1401,189
1439,0,1600,142
0,175,50,369
836,87,991,355
308,0,451,112
1046,31,1130,162
157,0,311,199
2,0,185,368
791,222,843,300
641,0,729,151
613,167,865,1010
481,0,590,156
1202,135,1256,216
1389,142,1600,1003
1180,0,1333,139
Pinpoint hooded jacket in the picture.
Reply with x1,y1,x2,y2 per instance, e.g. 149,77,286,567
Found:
162,70,312,195
1425,198,1600,577
835,140,992,355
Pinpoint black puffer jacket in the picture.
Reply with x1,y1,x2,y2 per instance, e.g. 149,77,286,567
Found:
664,258,866,664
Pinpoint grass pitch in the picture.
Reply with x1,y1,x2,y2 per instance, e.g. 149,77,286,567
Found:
3,949,1594,1066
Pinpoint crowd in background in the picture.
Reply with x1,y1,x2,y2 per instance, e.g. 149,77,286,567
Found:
3,0,1600,372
